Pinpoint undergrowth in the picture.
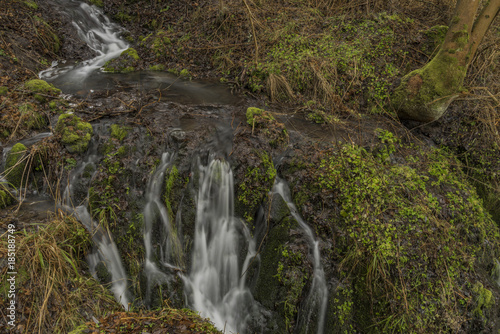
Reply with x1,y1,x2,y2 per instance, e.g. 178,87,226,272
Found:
289,130,500,332
0,214,120,333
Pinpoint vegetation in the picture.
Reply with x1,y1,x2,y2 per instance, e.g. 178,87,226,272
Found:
55,114,93,154
393,0,500,121
0,0,498,333
285,130,500,332
0,214,121,333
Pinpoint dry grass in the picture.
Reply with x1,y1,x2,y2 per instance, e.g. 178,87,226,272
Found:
0,213,120,333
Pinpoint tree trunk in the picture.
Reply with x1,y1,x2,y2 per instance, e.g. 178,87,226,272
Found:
392,0,500,122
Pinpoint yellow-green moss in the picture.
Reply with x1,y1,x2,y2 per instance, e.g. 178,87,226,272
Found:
0,188,13,208
55,114,93,154
110,124,130,141
0,86,8,95
5,143,28,187
103,48,140,73
392,50,466,121
24,79,61,96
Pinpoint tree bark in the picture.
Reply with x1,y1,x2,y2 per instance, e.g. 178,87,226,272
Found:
392,0,500,122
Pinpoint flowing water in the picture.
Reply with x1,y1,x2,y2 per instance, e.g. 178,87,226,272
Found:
27,0,329,331
183,157,258,333
39,0,128,91
142,152,184,305
274,179,328,334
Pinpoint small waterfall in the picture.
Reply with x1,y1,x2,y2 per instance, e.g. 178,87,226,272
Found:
274,179,328,334
59,135,131,310
76,206,131,310
183,157,257,334
39,0,128,82
143,152,183,305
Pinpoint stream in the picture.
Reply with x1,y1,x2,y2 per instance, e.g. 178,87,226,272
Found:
11,0,331,333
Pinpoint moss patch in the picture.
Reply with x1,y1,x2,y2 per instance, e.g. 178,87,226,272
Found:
103,48,140,73
55,114,93,154
5,143,28,187
0,188,13,208
110,124,130,142
285,130,500,332
24,79,61,96
392,50,466,121
245,107,288,147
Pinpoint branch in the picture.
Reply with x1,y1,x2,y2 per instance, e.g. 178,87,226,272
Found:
470,0,500,59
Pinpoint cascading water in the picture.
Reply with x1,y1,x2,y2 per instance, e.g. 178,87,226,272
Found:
183,157,258,334
77,206,131,310
39,0,128,89
142,152,183,305
59,133,131,310
273,178,328,334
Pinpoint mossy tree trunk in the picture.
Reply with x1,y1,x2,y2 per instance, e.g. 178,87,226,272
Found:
393,0,500,122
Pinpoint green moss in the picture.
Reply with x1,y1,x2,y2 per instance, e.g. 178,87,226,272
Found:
23,0,38,9
473,282,494,319
103,48,140,73
0,188,13,209
0,86,8,95
121,48,139,60
424,25,448,45
238,151,276,222
246,107,273,126
151,30,172,58
179,69,191,79
392,49,466,121
24,79,61,96
149,64,166,71
5,143,28,187
301,134,500,332
55,114,93,154
110,124,130,141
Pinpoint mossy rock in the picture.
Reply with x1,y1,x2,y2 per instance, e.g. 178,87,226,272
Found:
5,143,28,187
24,79,61,96
0,188,13,209
55,114,93,154
0,86,8,96
103,48,140,73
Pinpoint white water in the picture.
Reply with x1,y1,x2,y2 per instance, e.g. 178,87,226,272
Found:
59,136,130,310
39,0,128,82
142,152,184,304
76,206,131,310
183,158,257,334
274,179,328,334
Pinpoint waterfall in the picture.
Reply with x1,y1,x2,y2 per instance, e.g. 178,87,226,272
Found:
273,178,328,334
59,134,131,310
142,152,183,305
76,206,131,310
183,157,257,334
39,0,128,83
